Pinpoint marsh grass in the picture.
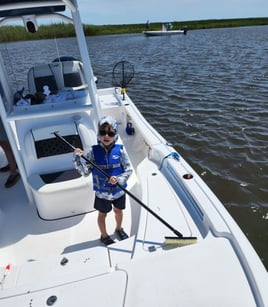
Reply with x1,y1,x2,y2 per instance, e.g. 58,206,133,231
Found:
0,17,268,42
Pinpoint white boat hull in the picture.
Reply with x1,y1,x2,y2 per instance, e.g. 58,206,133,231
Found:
143,29,187,36
0,1,267,307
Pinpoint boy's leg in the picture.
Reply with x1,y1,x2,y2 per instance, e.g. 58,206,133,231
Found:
113,207,123,231
98,211,115,245
113,194,126,230
113,195,128,240
94,196,112,238
97,211,109,238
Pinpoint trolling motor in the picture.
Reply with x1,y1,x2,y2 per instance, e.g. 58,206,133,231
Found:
112,60,134,100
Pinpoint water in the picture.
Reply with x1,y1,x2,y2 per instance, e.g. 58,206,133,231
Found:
1,25,268,269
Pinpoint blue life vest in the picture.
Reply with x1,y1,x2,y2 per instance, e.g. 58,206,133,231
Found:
92,144,126,195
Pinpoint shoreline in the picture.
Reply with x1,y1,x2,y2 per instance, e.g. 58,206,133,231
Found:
0,17,268,42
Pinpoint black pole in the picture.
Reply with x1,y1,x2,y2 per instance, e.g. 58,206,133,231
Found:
53,132,184,238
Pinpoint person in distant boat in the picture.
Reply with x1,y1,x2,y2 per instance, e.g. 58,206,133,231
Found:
73,116,132,246
167,22,173,31
146,20,150,29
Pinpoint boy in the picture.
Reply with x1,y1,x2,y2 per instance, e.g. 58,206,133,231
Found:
73,116,132,245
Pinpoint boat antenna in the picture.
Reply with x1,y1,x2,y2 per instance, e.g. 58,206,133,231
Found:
53,28,61,62
51,18,63,73
112,61,134,100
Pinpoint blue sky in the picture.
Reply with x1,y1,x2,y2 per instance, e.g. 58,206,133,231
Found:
77,0,267,25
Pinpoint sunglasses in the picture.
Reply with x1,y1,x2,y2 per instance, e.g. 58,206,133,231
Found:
99,130,116,137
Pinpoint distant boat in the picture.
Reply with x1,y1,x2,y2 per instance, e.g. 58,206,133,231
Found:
143,24,188,36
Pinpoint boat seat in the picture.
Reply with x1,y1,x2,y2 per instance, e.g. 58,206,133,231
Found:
23,121,95,220
34,75,58,93
28,60,87,94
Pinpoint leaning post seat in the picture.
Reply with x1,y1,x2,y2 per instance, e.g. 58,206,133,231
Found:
27,60,87,94
23,122,95,220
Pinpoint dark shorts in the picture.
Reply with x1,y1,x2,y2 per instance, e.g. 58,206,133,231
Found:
94,194,126,213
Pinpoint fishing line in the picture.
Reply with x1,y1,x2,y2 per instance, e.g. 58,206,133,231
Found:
50,18,65,84
52,20,61,62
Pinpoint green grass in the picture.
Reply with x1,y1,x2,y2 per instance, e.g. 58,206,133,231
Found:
0,17,268,42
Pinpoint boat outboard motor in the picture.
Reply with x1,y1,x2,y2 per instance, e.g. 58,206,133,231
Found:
182,26,188,35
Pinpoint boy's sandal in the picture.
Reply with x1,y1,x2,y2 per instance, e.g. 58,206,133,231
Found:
115,228,129,240
100,236,115,246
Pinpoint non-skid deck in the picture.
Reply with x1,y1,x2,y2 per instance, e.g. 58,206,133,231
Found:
1,158,265,307
0,156,200,284
0,170,134,265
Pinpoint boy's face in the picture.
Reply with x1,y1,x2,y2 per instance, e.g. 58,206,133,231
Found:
99,123,116,147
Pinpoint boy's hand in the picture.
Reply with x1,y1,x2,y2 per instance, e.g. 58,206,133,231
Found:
74,148,84,155
109,176,117,185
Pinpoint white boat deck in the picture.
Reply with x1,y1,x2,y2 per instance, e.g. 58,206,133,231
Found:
0,0,267,305
0,155,199,266
0,167,260,306
0,90,267,307
0,158,264,307
0,170,132,263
